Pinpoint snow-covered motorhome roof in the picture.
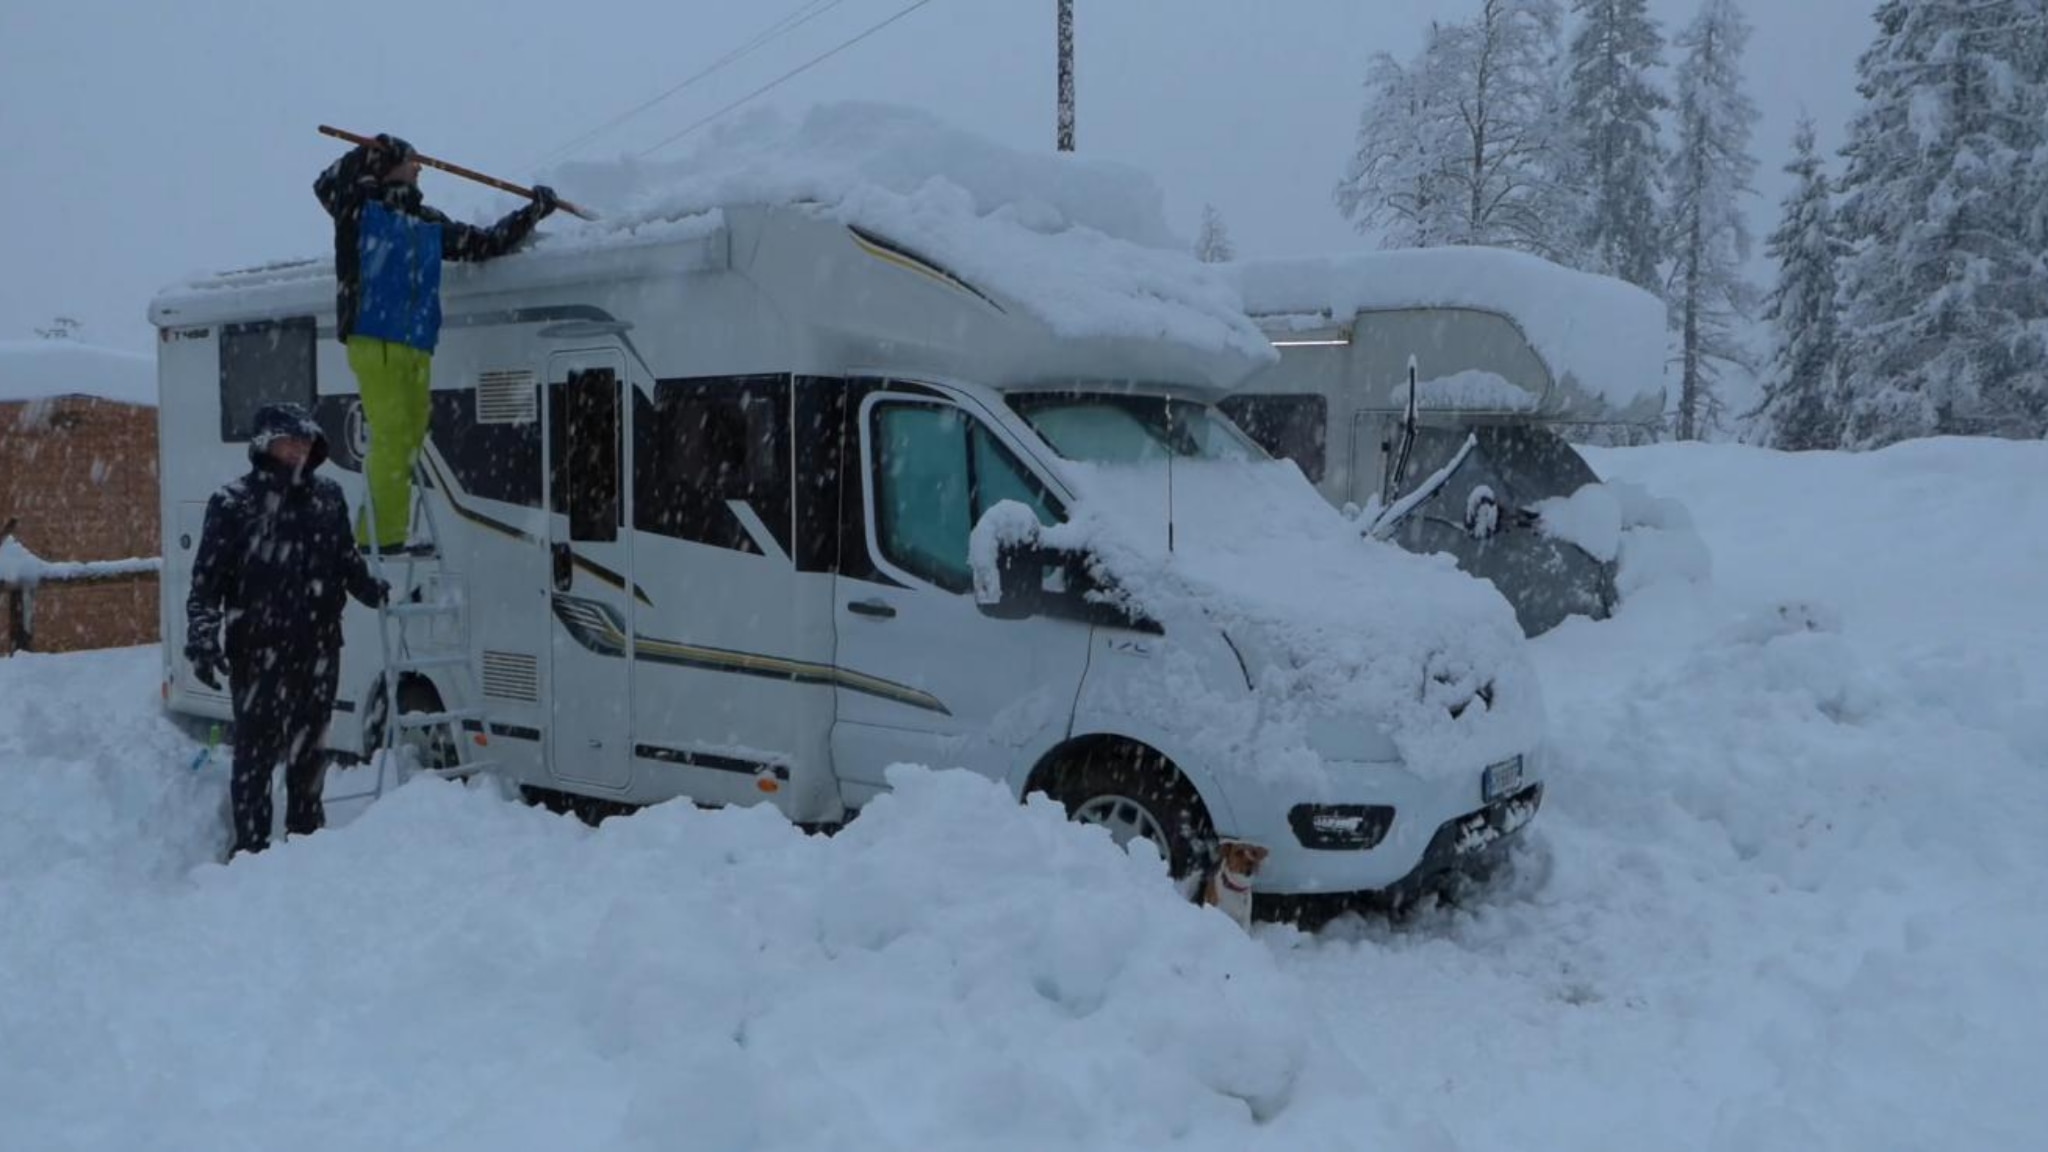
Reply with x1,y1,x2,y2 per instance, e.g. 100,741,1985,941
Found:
0,340,155,407
537,103,1274,366
1221,248,1668,420
152,103,1275,391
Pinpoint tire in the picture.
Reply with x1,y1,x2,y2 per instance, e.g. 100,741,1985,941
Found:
364,678,458,776
1039,743,1217,896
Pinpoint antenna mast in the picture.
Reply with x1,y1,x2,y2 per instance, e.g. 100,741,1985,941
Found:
1057,0,1075,151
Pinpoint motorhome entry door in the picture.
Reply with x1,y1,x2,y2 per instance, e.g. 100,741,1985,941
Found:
543,350,634,792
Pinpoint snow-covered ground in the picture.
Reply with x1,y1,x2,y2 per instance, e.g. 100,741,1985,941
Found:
4,437,2044,1150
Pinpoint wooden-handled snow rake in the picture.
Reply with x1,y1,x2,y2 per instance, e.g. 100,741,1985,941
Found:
317,125,599,221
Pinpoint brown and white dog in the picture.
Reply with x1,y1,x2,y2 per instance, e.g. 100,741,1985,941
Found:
1202,839,1270,931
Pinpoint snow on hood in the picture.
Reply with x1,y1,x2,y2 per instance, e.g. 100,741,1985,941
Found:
539,102,1276,364
0,339,154,406
991,458,1541,782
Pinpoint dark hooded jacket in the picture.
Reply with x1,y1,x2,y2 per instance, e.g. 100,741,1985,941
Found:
186,405,384,671
313,141,549,352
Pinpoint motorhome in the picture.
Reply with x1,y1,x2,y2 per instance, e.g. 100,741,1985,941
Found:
150,201,1546,907
1217,248,1670,635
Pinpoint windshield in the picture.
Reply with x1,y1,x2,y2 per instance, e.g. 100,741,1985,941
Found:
1008,392,1263,465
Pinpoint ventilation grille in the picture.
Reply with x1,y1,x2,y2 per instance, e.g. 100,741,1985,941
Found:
481,650,541,702
475,370,538,424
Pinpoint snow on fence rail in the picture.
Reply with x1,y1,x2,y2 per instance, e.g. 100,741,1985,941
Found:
0,518,161,655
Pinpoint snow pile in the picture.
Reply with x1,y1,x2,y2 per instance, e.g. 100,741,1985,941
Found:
542,102,1275,363
1533,477,1710,596
1406,368,1538,412
2,650,1327,1150
0,338,154,406
1282,435,2048,1151
1222,248,1667,415
1032,458,1541,778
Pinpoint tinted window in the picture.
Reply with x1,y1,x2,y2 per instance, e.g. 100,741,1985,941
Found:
554,369,619,542
870,401,1058,592
637,375,792,555
1218,393,1328,482
219,318,316,441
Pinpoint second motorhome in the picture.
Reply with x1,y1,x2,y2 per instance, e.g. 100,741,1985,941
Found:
1218,248,1670,635
150,201,1546,909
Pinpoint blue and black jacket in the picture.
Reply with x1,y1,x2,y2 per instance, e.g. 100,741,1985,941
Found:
314,144,550,352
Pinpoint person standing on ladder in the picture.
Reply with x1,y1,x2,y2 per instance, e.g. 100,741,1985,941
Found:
314,133,562,554
186,405,390,860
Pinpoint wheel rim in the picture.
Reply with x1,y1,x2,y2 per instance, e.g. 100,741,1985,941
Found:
1074,794,1170,862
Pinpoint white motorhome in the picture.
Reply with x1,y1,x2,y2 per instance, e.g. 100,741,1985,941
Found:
1218,249,1669,635
149,202,1545,907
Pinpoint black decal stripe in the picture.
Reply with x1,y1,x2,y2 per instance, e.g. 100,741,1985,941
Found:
417,451,655,607
550,595,948,716
460,719,544,742
633,743,789,779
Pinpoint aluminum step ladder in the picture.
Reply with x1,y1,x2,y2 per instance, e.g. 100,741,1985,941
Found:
327,455,500,807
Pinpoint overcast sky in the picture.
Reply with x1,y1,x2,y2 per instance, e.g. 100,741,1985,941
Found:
1,0,1876,354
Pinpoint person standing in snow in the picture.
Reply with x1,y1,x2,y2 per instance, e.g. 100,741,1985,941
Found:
186,404,388,859
313,133,561,554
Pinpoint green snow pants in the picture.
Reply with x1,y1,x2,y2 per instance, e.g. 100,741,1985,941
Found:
346,336,433,550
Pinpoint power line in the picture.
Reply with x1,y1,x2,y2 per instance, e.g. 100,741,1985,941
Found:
531,0,854,170
635,0,942,159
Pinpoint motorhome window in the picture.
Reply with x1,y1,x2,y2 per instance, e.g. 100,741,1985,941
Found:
1009,394,1259,464
1217,394,1328,482
556,369,620,541
218,318,315,441
870,402,1059,593
639,376,793,555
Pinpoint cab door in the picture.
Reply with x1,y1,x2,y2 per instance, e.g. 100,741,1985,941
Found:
543,349,634,791
829,386,1092,800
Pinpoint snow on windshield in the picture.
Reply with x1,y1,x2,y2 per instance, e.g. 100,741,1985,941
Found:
539,102,1276,365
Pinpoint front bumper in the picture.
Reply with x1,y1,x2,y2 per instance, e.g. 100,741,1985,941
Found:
1259,781,1544,923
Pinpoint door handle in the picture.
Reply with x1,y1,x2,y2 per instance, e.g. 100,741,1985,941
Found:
551,542,572,592
847,598,897,619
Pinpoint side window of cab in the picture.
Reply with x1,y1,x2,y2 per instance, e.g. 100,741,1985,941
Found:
868,398,1059,592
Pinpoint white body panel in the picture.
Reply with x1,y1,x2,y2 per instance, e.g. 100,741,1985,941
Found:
150,203,1544,895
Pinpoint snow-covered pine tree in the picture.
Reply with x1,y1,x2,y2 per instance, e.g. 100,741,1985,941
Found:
1663,0,1759,441
1834,0,2048,446
1751,118,1847,451
1336,0,1570,256
1561,0,1669,291
1194,203,1236,263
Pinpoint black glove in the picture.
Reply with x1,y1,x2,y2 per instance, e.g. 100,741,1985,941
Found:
186,641,229,690
372,579,392,608
530,184,561,215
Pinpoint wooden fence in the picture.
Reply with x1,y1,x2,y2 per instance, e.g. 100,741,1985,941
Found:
0,516,161,655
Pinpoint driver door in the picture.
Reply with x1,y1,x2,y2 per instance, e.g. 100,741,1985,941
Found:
829,389,1091,800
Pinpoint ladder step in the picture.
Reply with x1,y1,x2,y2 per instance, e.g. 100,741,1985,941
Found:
393,653,470,671
396,707,486,730
420,762,500,780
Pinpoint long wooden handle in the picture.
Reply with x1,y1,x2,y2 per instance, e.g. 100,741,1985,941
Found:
318,124,597,221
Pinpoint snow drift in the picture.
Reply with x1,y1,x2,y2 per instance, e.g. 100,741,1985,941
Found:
7,438,2048,1152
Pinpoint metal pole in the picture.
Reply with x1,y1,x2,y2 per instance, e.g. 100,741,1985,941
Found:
1057,0,1075,151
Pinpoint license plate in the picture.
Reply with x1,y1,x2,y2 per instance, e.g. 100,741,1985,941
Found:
1483,756,1524,803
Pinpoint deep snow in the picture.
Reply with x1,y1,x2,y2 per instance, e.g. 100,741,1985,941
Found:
4,437,2045,1150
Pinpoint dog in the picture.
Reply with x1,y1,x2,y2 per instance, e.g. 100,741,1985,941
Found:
1202,839,1270,931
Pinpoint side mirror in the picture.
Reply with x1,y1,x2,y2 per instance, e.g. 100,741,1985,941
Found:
976,537,1076,620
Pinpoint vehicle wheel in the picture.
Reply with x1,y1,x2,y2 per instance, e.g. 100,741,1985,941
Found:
1039,743,1217,898
365,678,459,778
